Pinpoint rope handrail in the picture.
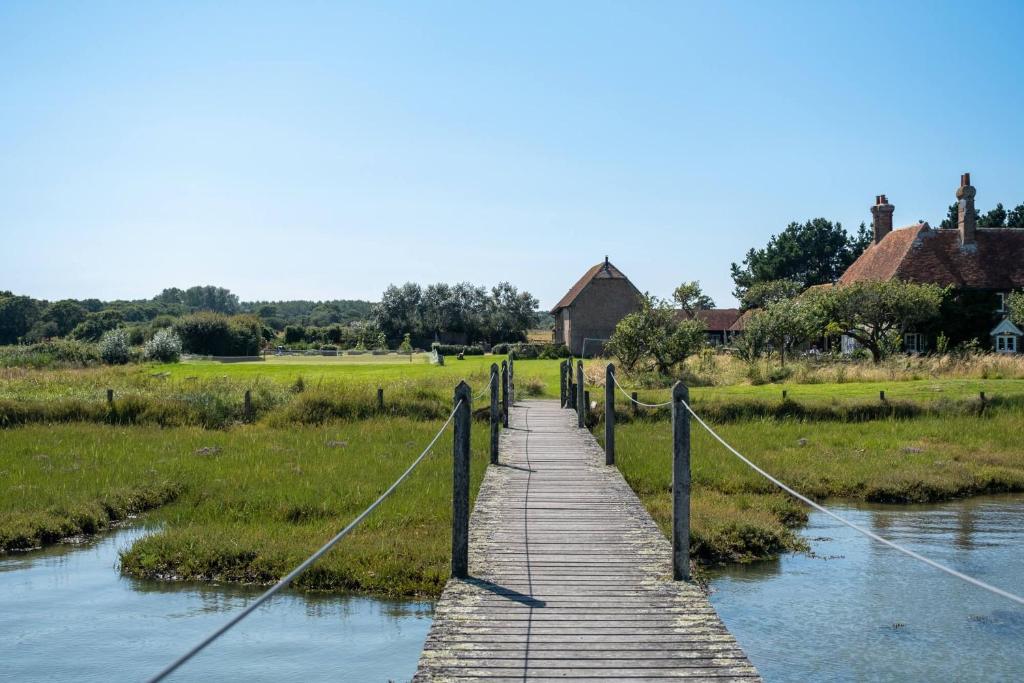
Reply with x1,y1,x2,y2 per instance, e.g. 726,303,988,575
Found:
677,396,1024,608
609,370,673,408
474,371,497,400
146,398,466,683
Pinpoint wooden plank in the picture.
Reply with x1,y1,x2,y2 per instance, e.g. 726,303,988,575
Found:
414,399,760,682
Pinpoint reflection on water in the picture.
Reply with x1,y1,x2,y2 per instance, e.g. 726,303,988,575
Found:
0,527,432,682
708,495,1024,682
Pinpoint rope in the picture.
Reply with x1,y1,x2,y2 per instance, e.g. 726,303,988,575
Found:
146,399,466,682
609,371,673,408
474,372,496,401
678,397,1024,608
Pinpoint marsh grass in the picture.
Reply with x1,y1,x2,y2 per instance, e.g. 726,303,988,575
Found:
0,420,489,596
611,410,1024,564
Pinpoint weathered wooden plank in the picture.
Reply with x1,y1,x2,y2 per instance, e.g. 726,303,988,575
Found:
414,399,759,682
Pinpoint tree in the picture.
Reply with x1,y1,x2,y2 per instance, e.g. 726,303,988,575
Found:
1005,291,1024,328
739,279,802,311
940,203,979,230
814,281,945,363
98,328,132,365
1007,204,1024,229
742,298,820,367
41,300,88,337
979,203,1007,228
672,281,715,316
730,218,868,298
607,294,706,375
0,294,44,344
71,310,125,341
486,282,539,343
374,283,423,345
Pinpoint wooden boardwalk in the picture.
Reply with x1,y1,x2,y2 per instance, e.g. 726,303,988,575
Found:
414,399,760,682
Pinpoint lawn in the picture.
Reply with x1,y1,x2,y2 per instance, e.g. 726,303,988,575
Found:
0,419,490,597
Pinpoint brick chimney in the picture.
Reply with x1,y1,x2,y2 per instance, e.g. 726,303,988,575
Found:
957,172,976,249
870,194,894,244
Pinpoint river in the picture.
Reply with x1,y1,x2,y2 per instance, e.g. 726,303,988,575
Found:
707,495,1024,682
3,497,1023,681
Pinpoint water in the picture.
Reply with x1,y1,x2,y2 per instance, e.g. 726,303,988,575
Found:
0,527,432,682
708,495,1024,682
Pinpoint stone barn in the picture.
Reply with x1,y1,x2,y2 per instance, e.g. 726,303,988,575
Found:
551,257,642,356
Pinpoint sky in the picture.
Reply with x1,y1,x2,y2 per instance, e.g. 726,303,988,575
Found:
2,1,1023,309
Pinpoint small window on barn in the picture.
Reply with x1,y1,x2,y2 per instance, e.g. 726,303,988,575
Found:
904,333,925,354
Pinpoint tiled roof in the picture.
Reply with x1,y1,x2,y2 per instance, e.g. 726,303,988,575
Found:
840,224,1024,289
727,309,755,332
551,259,639,313
678,308,742,332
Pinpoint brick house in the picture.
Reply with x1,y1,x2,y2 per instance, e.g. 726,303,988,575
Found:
836,173,1024,352
552,258,743,355
552,258,642,356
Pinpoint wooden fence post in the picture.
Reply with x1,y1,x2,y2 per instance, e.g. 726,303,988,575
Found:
501,360,509,428
880,390,886,402
672,382,691,581
490,363,500,464
559,360,567,407
377,387,384,410
605,363,615,465
567,362,575,410
452,381,472,579
631,391,638,416
244,390,253,422
584,390,590,423
576,360,585,428
508,352,515,404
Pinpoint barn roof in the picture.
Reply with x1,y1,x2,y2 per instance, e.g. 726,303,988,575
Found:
678,308,742,332
839,223,1024,289
551,258,640,313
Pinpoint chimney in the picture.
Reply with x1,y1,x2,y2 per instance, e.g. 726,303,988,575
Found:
870,194,894,244
957,172,976,248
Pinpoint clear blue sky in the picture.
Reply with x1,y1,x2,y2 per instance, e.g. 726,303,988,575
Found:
2,1,1022,309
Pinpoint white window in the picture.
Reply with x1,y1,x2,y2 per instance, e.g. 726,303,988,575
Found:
904,333,925,353
997,292,1007,313
996,334,1017,353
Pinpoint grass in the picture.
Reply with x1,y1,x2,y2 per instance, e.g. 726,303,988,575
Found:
611,410,1024,565
0,356,562,428
0,419,489,597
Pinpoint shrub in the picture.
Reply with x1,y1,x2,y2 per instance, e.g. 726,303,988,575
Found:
491,343,510,355
0,339,100,368
431,343,484,356
143,329,183,363
175,312,263,356
98,328,131,365
504,343,570,359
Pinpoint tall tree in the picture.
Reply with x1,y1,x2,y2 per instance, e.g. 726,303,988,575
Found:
1008,204,1024,229
813,281,944,363
979,203,1007,228
672,281,715,316
730,218,868,299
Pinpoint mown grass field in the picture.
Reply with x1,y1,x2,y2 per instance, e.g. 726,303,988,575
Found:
0,420,488,597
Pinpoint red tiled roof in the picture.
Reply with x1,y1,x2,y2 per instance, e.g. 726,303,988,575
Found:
678,308,741,332
840,224,1024,289
727,309,755,332
551,259,640,313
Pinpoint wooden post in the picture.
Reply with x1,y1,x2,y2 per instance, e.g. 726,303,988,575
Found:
501,360,509,428
631,391,638,415
559,360,567,407
452,381,471,579
584,390,590,423
377,387,384,410
566,363,575,410
672,382,691,581
106,388,114,405
605,363,615,465
507,352,516,405
980,391,986,402
576,360,585,428
490,363,500,464
880,390,886,401
782,389,787,400
244,390,253,422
